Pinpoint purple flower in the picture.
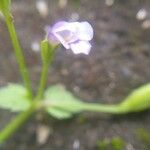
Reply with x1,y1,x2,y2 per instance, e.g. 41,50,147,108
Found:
47,21,93,55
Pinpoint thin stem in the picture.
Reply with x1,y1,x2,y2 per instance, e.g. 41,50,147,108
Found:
4,13,33,99
0,102,37,144
35,41,56,101
36,62,49,100
82,103,128,114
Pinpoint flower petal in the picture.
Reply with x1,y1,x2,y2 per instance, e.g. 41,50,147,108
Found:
47,21,94,53
52,21,69,32
52,21,78,48
47,27,60,45
77,22,94,41
70,41,91,55
53,32,70,49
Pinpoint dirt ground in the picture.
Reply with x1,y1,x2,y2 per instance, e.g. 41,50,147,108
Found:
0,0,150,149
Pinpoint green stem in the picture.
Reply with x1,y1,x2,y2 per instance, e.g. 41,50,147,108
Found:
82,103,128,114
35,41,56,101
0,102,37,144
36,62,49,100
4,13,33,99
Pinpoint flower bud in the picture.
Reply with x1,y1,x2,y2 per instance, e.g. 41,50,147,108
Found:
40,39,56,64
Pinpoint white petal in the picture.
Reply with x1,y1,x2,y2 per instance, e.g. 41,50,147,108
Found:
53,32,70,49
52,21,77,48
77,22,94,41
70,41,91,55
52,21,77,33
52,21,69,32
50,21,93,50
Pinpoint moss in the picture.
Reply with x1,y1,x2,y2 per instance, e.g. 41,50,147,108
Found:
136,128,150,149
97,138,110,150
111,137,125,150
97,137,125,150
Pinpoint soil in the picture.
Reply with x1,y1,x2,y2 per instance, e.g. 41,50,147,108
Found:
0,0,150,149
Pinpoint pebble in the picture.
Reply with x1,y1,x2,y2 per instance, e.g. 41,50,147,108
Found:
136,8,147,20
126,143,135,150
73,139,80,150
31,41,40,52
58,0,68,9
36,125,51,145
36,0,49,18
142,19,150,29
105,0,115,6
70,13,80,21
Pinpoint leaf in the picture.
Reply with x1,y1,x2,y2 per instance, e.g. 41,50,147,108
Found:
47,108,72,119
44,85,84,119
120,83,150,112
0,84,31,112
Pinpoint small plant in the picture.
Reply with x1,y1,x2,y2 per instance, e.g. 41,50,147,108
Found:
0,0,150,144
97,137,125,150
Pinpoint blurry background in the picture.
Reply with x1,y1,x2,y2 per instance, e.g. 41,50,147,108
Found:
0,0,150,149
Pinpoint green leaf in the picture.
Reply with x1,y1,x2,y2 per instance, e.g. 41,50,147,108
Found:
120,83,150,112
47,108,72,119
0,84,31,112
44,85,84,119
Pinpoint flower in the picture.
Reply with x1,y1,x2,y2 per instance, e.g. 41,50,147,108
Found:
47,21,93,55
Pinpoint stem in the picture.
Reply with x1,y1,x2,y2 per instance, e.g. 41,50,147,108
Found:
82,103,128,114
4,13,33,99
36,62,49,100
0,102,37,144
35,41,56,101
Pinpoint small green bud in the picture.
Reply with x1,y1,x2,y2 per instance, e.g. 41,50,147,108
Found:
120,83,150,112
40,39,56,65
0,0,11,14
